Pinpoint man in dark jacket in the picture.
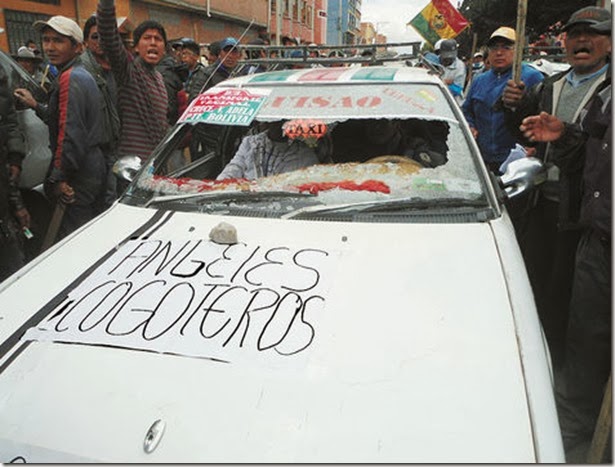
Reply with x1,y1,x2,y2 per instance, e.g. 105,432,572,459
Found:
0,65,31,281
81,14,121,207
187,37,241,103
157,41,189,125
33,16,107,240
185,37,242,168
519,19,611,458
500,6,611,367
180,38,204,98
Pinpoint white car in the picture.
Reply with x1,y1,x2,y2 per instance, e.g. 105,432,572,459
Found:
0,64,563,462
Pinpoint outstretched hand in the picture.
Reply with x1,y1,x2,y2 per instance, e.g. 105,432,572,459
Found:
520,111,565,143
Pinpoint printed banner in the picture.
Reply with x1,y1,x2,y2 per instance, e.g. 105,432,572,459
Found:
179,88,272,126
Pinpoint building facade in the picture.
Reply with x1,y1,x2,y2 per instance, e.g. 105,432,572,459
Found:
267,0,327,45
0,0,270,54
325,0,360,45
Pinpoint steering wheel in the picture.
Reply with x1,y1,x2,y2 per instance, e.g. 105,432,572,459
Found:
363,155,423,173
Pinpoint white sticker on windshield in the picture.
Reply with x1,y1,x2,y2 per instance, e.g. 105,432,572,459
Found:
25,237,337,367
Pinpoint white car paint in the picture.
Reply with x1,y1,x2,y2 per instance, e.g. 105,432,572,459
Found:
0,64,564,463
0,203,563,462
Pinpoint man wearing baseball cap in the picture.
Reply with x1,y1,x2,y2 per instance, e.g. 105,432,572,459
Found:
470,51,485,77
518,12,612,463
462,26,543,171
183,36,242,161
12,46,53,93
19,15,107,240
500,5,611,408
186,37,242,104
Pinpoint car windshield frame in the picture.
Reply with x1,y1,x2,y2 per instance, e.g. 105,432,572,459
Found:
121,70,501,222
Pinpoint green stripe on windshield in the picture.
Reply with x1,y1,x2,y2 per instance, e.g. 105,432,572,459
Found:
351,68,398,81
249,70,295,82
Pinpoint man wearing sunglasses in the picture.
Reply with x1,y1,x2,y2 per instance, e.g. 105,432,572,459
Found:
462,26,543,173
81,14,121,207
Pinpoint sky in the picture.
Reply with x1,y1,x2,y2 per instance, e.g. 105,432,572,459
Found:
360,0,459,46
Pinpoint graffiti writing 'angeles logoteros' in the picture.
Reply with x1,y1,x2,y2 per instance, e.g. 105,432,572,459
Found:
27,239,336,364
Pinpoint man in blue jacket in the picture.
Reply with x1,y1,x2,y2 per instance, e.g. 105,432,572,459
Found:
462,26,544,173
33,16,107,240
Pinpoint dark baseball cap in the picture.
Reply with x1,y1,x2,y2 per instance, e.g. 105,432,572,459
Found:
181,38,200,55
562,6,611,32
439,39,458,59
219,37,239,51
590,19,612,34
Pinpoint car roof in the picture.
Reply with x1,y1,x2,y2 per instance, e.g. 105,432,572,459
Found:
220,65,445,88
180,64,457,124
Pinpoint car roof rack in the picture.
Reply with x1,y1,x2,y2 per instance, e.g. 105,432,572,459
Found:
521,45,567,62
230,41,423,72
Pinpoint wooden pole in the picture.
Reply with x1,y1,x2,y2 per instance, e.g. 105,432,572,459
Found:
512,0,528,82
587,373,612,463
466,32,478,89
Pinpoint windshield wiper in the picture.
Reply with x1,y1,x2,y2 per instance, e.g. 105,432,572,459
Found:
145,189,314,208
281,196,488,219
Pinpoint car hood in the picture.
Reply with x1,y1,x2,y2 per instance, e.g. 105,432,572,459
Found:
0,203,537,462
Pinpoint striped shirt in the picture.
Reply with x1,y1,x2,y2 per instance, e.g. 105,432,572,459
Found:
97,2,169,160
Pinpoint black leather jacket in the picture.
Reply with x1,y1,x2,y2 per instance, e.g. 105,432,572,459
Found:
0,67,26,220
503,64,611,231
551,83,612,237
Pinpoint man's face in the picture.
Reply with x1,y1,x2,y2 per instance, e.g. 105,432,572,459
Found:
219,46,242,69
172,45,183,61
85,25,106,59
136,28,165,65
206,51,217,65
440,55,454,66
487,40,514,72
17,59,37,74
181,48,199,69
27,42,39,54
565,24,611,75
42,28,80,67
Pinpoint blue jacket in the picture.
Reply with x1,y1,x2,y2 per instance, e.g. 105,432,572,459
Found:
45,58,106,206
462,63,544,164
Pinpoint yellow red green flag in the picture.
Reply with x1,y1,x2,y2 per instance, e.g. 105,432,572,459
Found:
408,0,470,46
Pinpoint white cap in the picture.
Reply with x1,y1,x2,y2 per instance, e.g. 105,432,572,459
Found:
33,16,83,43
14,46,41,60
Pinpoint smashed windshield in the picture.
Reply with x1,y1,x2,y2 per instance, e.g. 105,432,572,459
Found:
124,80,493,221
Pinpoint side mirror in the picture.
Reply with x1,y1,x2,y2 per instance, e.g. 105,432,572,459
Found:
112,155,142,182
498,156,547,199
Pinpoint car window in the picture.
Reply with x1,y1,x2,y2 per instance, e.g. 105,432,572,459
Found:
0,51,47,103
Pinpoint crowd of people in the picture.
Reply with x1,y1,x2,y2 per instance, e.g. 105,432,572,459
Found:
0,2,611,461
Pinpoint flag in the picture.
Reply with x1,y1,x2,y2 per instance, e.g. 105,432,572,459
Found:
408,0,470,46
